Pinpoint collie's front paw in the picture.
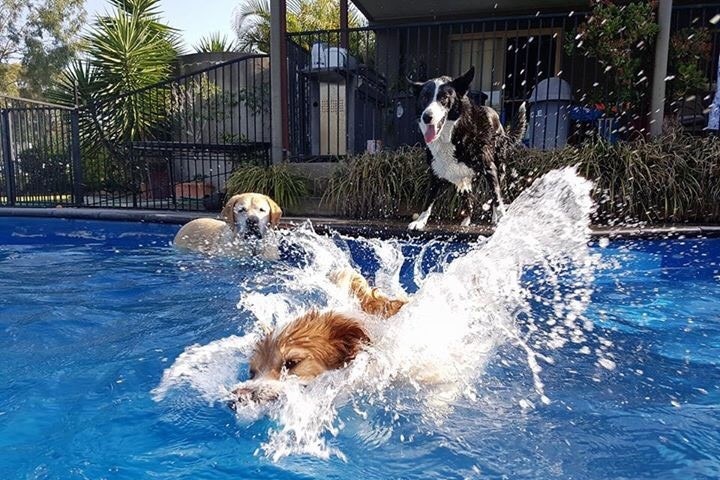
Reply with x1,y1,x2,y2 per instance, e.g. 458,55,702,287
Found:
492,205,506,224
460,216,472,227
408,206,433,231
408,217,428,231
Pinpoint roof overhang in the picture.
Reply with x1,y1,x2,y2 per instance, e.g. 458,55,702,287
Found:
353,0,589,23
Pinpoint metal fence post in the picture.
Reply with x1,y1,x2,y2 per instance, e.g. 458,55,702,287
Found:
0,109,16,206
70,108,84,207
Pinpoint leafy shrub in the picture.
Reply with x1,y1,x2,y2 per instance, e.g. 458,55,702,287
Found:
225,163,309,209
324,147,427,219
15,148,73,195
326,134,720,225
565,1,659,116
512,133,720,224
324,146,509,222
668,27,713,105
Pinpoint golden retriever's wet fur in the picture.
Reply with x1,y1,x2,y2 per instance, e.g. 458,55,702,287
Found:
229,269,406,407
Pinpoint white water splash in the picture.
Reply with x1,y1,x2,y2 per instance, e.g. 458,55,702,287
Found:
155,167,601,460
151,334,259,403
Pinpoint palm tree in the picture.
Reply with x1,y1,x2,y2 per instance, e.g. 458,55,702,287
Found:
51,0,181,144
234,0,365,53
194,32,241,53
87,0,181,103
234,0,274,53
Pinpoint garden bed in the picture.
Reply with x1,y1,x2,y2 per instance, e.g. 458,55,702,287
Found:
323,132,720,225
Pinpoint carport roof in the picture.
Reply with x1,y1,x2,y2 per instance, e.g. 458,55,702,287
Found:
352,0,589,23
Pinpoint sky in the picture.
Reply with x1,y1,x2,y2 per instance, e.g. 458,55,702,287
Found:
83,0,241,51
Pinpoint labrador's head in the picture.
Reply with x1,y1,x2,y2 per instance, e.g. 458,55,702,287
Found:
220,193,282,240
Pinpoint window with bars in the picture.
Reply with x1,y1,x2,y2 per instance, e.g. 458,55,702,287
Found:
449,28,562,116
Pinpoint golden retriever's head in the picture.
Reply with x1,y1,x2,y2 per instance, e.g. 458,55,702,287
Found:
229,310,369,408
220,193,282,240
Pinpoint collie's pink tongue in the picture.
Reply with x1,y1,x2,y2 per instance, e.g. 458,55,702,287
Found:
424,124,437,144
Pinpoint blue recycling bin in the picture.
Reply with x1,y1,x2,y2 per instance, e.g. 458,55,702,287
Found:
528,78,573,150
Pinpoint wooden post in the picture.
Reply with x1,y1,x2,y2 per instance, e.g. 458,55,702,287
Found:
270,0,289,163
340,0,349,49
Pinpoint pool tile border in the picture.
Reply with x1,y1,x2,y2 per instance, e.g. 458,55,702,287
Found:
1,207,719,240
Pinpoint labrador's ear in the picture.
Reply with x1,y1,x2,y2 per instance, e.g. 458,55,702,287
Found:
450,66,475,98
220,195,240,224
265,196,283,227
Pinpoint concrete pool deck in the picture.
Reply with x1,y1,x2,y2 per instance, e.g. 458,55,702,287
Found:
1,207,719,240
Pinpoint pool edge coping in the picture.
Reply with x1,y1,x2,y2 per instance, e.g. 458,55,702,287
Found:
1,207,719,240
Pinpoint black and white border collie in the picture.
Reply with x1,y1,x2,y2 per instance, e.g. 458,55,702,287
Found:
408,66,527,230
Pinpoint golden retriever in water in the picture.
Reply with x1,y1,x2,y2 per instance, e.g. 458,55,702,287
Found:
173,193,282,259
229,269,407,408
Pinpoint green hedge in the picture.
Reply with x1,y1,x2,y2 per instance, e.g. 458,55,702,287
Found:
324,133,720,224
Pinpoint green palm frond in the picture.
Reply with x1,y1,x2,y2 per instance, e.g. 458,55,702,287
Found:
82,0,179,141
194,32,240,53
234,0,367,53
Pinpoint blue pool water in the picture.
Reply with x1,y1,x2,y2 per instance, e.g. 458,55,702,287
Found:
1,216,719,479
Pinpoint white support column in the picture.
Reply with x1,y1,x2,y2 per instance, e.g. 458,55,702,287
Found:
650,0,673,137
270,0,287,164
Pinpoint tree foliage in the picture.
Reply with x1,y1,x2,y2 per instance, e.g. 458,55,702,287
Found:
0,62,22,96
234,0,365,53
668,27,712,104
194,32,241,53
85,0,182,102
566,1,659,114
50,0,181,145
0,0,85,98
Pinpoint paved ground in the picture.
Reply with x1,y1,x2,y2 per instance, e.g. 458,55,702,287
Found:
1,207,719,240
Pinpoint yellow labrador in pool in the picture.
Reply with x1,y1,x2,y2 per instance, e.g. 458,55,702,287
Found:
173,193,283,260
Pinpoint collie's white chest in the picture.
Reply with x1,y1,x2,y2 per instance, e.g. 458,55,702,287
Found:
428,137,475,193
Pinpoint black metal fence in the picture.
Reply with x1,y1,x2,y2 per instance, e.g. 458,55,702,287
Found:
1,54,271,211
3,6,720,207
287,4,720,160
0,96,81,207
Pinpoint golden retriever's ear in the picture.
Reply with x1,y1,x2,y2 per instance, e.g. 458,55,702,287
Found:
220,195,240,224
266,196,283,227
329,316,369,364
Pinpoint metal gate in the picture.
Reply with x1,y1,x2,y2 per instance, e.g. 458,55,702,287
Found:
0,96,81,207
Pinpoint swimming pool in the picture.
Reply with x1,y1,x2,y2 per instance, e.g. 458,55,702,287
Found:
1,207,719,478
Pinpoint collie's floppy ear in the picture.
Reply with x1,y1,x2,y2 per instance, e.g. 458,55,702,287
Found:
407,76,425,97
450,66,475,97
220,195,241,224
265,196,283,227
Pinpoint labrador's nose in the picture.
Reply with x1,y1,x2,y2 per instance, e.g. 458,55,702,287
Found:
246,216,261,234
